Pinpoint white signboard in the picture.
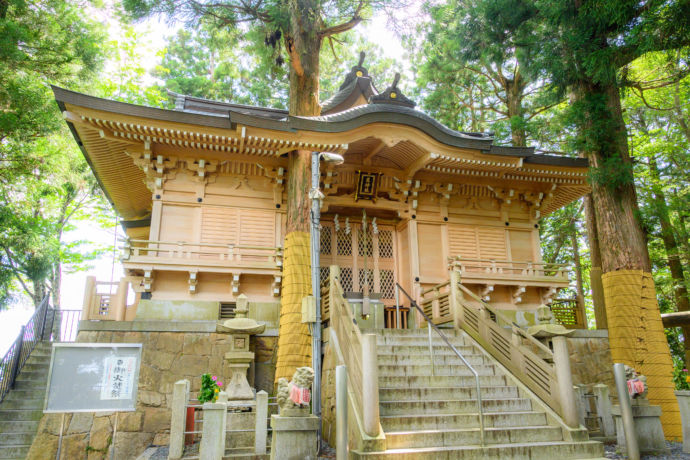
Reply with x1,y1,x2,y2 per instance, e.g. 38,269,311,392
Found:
100,356,137,400
44,343,142,413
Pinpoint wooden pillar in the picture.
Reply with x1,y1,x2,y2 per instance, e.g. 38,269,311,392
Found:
112,278,128,321
82,276,96,320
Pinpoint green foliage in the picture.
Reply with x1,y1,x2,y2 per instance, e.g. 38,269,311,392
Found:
0,0,109,308
153,25,400,109
198,373,222,403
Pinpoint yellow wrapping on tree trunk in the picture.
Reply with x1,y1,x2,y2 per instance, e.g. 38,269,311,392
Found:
275,231,312,383
603,269,681,439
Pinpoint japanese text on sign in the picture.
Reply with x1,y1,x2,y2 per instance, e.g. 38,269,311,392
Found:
100,356,136,400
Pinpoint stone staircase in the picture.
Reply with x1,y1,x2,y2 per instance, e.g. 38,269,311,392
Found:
352,328,605,459
0,342,52,460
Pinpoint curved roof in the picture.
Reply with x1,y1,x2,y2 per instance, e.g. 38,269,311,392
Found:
54,86,587,167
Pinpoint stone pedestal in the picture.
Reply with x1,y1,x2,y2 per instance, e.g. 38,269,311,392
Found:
612,402,668,454
269,414,319,460
218,294,265,403
676,390,690,453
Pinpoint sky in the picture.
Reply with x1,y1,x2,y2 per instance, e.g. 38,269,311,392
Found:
0,4,422,355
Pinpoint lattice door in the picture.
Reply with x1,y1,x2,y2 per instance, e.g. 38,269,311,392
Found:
319,221,397,305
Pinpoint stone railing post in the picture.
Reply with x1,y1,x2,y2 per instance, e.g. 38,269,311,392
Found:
574,385,587,427
593,383,615,437
552,336,579,427
169,379,190,460
255,391,268,455
200,393,228,460
361,333,380,437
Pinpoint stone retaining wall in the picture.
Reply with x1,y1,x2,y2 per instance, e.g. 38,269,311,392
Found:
27,327,235,460
566,330,615,392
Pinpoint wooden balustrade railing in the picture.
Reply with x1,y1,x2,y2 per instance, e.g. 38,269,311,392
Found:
122,239,283,266
321,285,331,324
450,257,570,279
82,277,138,321
420,282,452,325
327,266,380,438
551,298,586,329
445,270,578,423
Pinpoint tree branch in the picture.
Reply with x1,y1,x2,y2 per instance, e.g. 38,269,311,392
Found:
318,1,364,38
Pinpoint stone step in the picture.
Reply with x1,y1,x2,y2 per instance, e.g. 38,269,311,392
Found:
379,375,507,388
0,444,30,459
18,362,50,373
14,370,48,382
364,328,462,337
377,336,469,347
385,425,564,449
4,389,46,400
0,421,39,433
351,440,605,459
0,410,43,422
376,344,479,356
379,386,519,402
377,363,497,377
12,378,47,389
0,398,44,410
379,398,532,416
0,432,35,446
377,354,487,367
380,411,547,431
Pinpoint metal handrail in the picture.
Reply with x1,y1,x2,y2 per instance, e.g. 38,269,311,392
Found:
395,283,485,447
0,295,51,403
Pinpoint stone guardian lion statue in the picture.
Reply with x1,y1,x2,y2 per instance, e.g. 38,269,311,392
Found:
276,367,314,415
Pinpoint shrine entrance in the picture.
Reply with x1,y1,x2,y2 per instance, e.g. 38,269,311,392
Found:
319,218,397,307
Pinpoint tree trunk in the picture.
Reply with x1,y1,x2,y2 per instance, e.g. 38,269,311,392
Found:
584,194,607,328
505,70,526,147
570,230,587,327
648,153,690,365
577,79,681,437
274,0,323,383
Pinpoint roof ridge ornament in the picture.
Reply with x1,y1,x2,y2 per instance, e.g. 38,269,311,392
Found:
338,51,370,91
369,72,416,108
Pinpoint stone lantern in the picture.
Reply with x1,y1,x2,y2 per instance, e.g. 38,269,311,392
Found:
217,294,265,401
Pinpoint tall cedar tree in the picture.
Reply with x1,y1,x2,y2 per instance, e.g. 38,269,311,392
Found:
514,0,689,437
416,0,559,147
122,0,403,381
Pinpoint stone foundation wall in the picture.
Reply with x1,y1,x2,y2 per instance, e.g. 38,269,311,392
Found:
27,326,235,460
566,330,615,392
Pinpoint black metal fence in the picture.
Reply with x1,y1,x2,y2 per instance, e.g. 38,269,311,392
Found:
0,298,82,403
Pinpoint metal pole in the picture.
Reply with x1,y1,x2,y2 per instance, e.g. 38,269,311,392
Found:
613,363,640,460
335,365,348,460
310,151,322,445
395,284,401,329
110,412,118,460
427,322,435,376
56,412,65,460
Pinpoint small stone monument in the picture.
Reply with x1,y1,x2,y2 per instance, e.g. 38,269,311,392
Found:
217,294,265,402
270,367,319,460
612,365,669,455
527,304,575,338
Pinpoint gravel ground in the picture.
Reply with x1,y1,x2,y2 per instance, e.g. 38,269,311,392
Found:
604,441,690,459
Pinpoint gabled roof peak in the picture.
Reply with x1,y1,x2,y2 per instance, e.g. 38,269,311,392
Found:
338,51,369,90
370,72,416,108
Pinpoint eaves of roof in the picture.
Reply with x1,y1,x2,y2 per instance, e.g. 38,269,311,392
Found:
53,86,588,168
